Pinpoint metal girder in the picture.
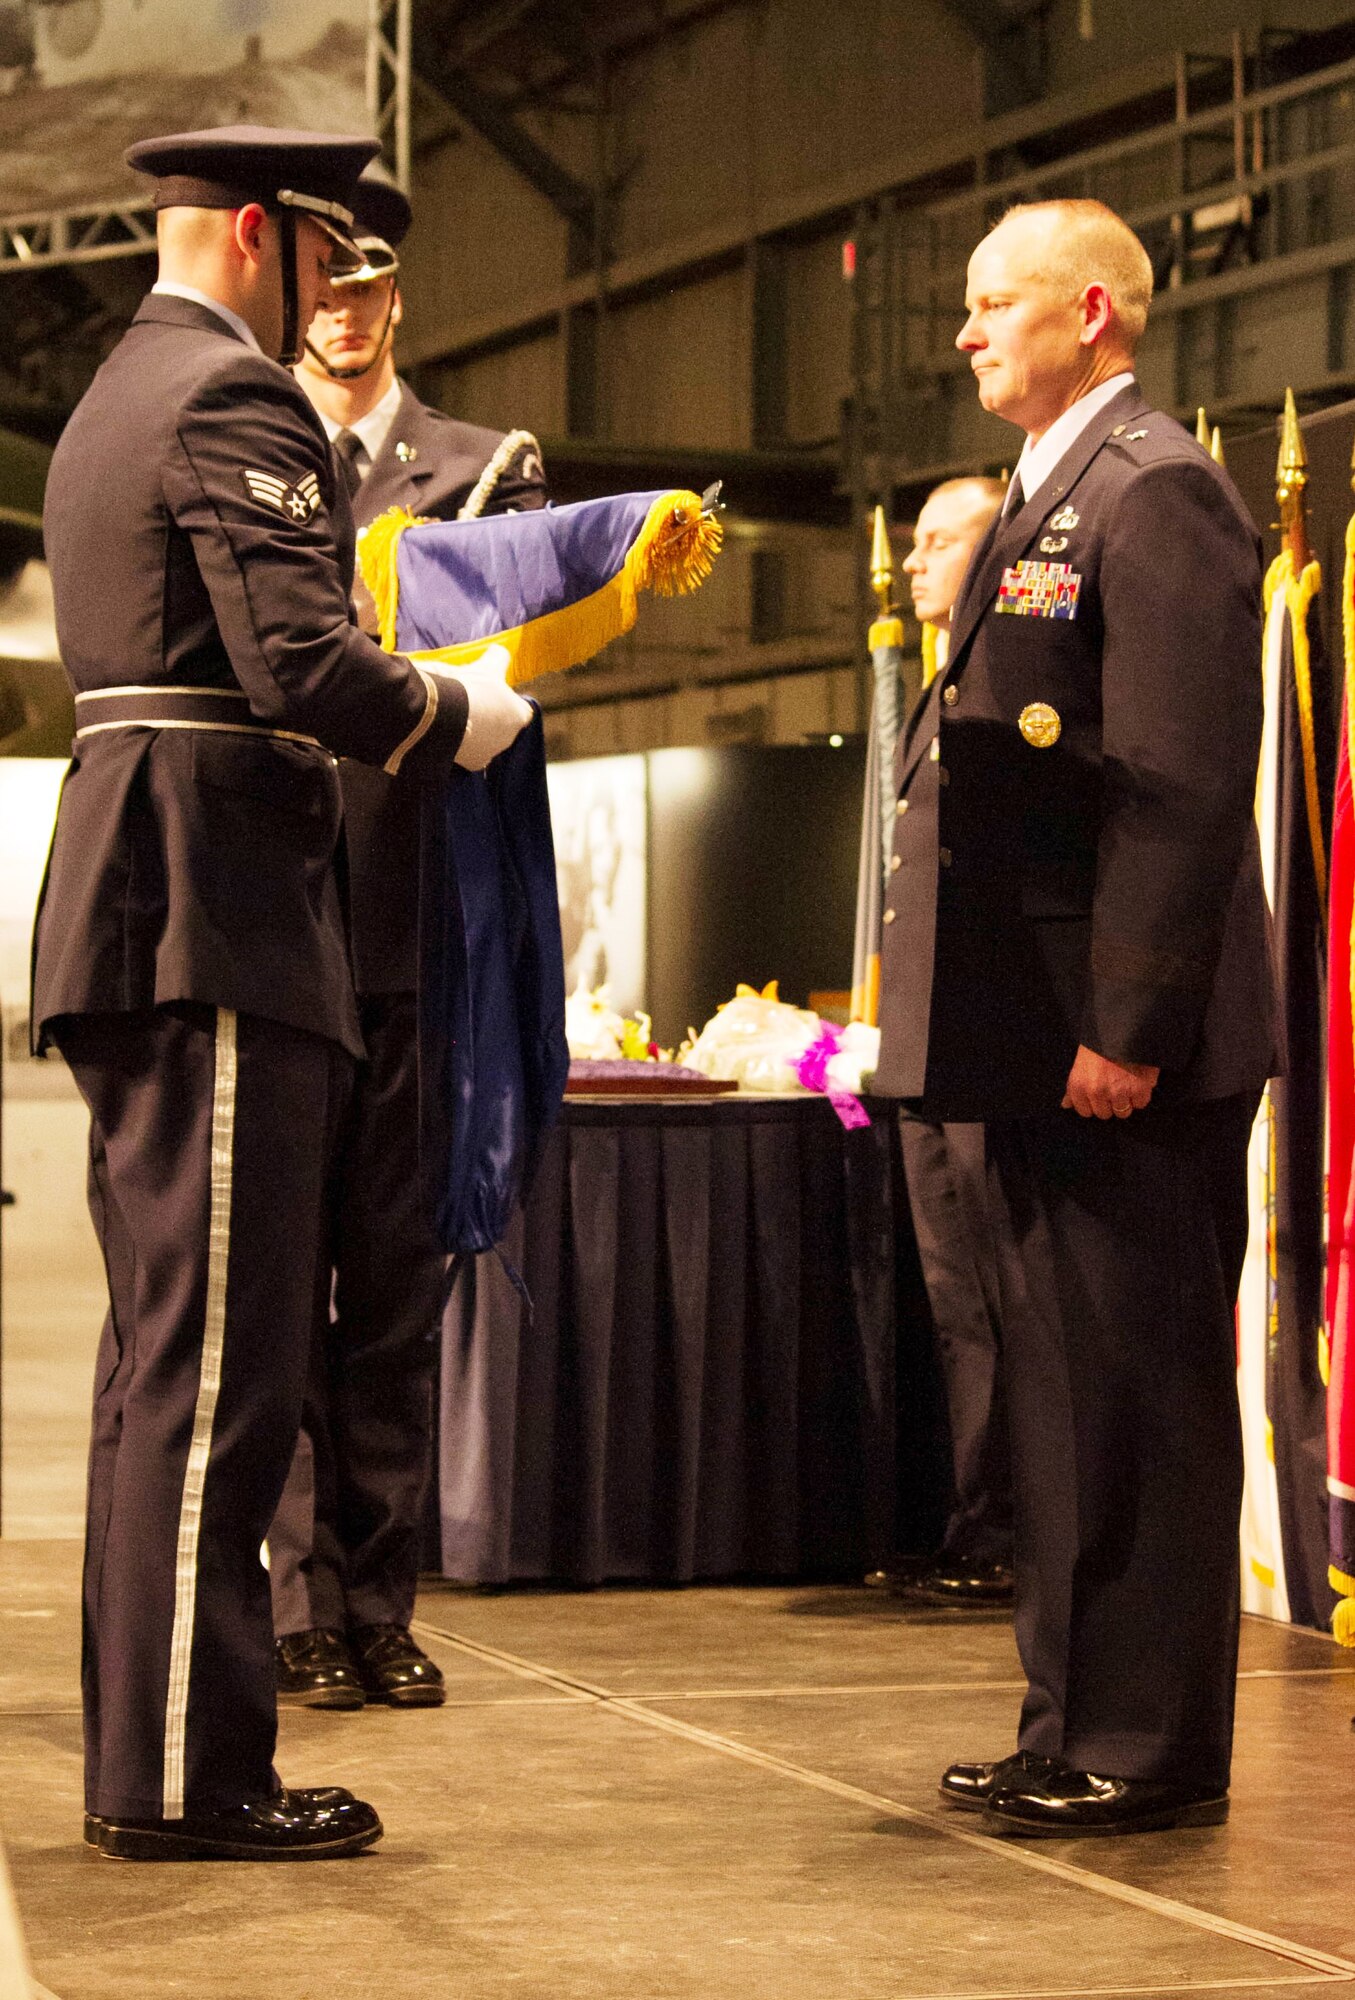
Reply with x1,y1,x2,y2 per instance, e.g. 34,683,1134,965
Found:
0,200,155,274
369,0,413,190
415,57,596,224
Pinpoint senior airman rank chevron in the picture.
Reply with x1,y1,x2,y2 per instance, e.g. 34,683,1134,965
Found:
242,469,323,521
995,559,1081,619
357,488,724,686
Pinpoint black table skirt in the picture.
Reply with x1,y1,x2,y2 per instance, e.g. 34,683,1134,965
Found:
433,1095,943,1586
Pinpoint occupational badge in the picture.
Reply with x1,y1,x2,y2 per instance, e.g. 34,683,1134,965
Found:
395,441,418,463
243,469,322,521
1039,535,1068,554
1126,428,1149,440
995,560,1082,620
1018,702,1061,748
1048,504,1079,531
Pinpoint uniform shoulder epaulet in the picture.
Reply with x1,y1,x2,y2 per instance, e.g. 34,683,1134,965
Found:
1103,411,1195,467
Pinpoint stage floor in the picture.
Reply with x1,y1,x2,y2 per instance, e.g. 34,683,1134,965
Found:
3,1545,1354,2000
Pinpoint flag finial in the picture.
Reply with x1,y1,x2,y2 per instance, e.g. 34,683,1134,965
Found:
1277,388,1311,569
1210,425,1225,467
1196,406,1210,447
870,505,896,620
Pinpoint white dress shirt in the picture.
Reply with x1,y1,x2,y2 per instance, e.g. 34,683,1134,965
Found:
150,282,261,354
316,376,403,479
1012,371,1136,511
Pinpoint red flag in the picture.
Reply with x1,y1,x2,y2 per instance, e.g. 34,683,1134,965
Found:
1326,523,1355,1641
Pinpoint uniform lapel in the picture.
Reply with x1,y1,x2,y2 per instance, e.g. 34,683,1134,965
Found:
943,381,1148,674
354,382,436,527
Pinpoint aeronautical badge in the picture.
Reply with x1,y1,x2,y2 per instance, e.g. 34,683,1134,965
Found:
995,560,1082,620
1018,702,1062,748
1039,535,1068,554
1048,504,1079,530
242,469,323,521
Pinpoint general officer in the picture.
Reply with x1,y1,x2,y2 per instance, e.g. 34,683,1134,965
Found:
32,126,532,1862
874,197,1276,1836
869,475,1015,1610
268,169,547,1711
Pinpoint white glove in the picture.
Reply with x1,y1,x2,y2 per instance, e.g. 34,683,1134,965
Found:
424,647,532,771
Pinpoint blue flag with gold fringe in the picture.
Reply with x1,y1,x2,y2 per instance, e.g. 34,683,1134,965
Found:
359,488,723,684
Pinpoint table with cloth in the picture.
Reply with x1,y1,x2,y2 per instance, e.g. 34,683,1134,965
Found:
429,1093,945,1586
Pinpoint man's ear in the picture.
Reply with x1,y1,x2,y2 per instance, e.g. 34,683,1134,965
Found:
390,286,404,335
1080,281,1114,347
233,202,270,269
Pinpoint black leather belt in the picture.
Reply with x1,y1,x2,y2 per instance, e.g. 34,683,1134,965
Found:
73,685,323,750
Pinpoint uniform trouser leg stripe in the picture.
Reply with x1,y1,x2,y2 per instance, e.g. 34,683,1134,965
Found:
162,1007,237,1819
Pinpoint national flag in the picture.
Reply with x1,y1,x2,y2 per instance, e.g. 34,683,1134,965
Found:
358,489,723,685
1238,546,1335,1629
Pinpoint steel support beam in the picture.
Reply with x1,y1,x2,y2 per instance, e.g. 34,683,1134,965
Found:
369,0,413,190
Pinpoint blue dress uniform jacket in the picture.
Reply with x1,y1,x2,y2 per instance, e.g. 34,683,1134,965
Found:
874,382,1278,1118
342,385,547,995
32,294,470,1060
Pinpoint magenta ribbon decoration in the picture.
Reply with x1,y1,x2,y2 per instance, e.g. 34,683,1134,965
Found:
792,1025,871,1131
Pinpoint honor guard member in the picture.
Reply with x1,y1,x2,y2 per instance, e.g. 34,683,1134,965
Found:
869,474,1015,1609
269,168,547,1710
32,126,533,1861
874,198,1276,1836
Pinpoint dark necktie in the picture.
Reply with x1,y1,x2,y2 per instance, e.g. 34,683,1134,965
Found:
332,428,365,499
1003,470,1025,518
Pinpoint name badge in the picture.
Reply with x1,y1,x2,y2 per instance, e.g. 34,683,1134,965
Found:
995,560,1082,621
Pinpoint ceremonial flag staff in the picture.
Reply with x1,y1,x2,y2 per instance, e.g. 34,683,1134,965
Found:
1240,387,1336,1629
849,506,906,1025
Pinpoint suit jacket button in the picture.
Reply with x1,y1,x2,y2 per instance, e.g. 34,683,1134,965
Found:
882,907,897,924
939,847,953,867
896,799,909,816
943,685,959,706
890,853,901,872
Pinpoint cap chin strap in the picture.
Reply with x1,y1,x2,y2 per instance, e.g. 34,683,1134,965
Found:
302,285,397,381
277,206,302,367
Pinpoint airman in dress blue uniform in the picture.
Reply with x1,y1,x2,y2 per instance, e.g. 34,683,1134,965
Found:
32,126,532,1861
268,170,548,1711
874,198,1277,1837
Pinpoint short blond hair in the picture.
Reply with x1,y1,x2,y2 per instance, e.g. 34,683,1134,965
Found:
926,474,1006,520
995,198,1154,347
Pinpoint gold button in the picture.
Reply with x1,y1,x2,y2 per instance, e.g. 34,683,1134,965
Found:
943,685,959,706
882,907,897,924
896,799,909,816
939,847,952,867
1018,702,1062,748
890,853,901,872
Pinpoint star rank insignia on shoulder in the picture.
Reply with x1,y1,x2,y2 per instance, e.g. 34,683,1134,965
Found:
242,469,323,521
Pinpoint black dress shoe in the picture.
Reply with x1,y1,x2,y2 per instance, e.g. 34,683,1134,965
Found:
898,1556,1014,1607
83,1814,102,1848
350,1624,446,1708
94,1786,383,1860
985,1766,1229,1837
939,1750,1062,1811
276,1627,365,1710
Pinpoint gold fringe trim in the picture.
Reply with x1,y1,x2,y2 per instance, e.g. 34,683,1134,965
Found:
358,506,429,653
358,491,724,688
1264,548,1328,904
1331,1567,1355,1646
869,617,904,653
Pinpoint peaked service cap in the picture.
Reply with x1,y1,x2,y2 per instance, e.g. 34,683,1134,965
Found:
331,166,413,287
125,124,380,270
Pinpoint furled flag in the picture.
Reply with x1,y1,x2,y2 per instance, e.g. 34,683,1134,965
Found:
851,508,913,1026
359,487,723,682
1238,526,1335,1630
1326,504,1355,1643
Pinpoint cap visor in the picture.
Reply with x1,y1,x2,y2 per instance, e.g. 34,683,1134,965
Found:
314,213,366,276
